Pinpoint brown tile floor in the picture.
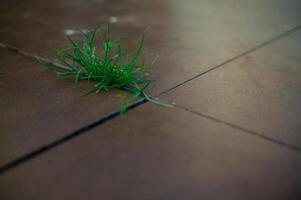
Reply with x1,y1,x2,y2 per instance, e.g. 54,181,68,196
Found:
162,29,301,149
0,49,125,165
1,0,301,199
0,104,300,200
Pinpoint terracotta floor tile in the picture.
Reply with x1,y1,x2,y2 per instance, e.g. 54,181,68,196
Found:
162,30,301,148
0,104,300,200
0,49,124,165
1,1,301,198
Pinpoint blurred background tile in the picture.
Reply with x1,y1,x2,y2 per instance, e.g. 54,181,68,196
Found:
162,30,301,148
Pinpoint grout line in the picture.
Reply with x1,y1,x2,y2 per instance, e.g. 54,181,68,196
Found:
0,43,69,70
1,23,300,173
176,105,301,153
157,24,301,97
0,99,146,174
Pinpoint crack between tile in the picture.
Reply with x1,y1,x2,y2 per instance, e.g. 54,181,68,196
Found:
0,99,146,174
157,24,301,97
1,23,301,174
175,105,301,153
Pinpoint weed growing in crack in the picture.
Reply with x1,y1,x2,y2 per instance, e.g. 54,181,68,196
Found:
48,25,170,113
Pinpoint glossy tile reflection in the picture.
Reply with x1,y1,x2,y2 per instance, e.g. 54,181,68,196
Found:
163,30,301,148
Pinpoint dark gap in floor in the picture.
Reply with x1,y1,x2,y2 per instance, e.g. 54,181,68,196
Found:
176,105,301,153
1,23,301,174
0,99,146,174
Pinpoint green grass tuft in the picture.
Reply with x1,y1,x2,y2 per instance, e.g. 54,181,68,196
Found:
51,25,170,113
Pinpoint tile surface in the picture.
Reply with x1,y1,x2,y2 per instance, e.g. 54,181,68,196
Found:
0,0,300,94
1,1,301,199
162,30,301,148
0,49,124,165
0,104,300,200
